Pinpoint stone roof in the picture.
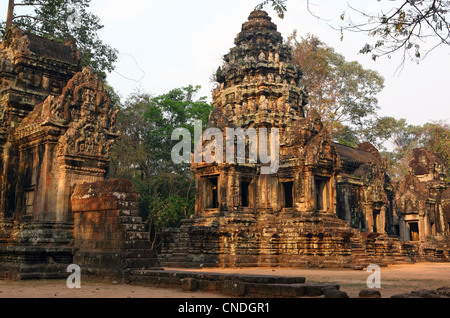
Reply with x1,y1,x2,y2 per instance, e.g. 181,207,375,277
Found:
211,10,306,130
25,32,77,64
334,143,380,166
0,26,80,65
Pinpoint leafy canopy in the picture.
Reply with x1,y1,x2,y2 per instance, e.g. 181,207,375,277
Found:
257,0,450,66
1,0,118,79
347,116,450,182
288,33,385,139
109,85,213,251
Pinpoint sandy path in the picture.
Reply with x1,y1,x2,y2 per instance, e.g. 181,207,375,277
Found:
0,280,226,299
0,263,448,298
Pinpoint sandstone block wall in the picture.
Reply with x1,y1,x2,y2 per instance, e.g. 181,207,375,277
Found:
71,179,160,281
72,179,140,250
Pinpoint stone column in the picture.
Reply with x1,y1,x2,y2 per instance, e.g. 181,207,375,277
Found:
304,169,314,212
365,204,374,233
419,211,427,242
328,176,336,215
379,206,386,234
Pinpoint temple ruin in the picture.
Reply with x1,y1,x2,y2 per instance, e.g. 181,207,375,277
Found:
160,11,450,268
396,148,450,260
0,26,159,280
0,11,448,281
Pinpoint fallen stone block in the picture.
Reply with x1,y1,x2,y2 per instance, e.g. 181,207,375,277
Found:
325,289,349,298
359,289,382,298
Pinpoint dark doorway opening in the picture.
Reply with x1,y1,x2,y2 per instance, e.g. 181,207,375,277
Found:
409,222,420,242
282,181,294,208
373,210,380,233
394,225,400,237
241,181,251,207
206,177,219,209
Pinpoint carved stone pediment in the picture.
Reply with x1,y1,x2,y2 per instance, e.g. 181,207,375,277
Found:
17,67,119,159
53,68,119,158
395,175,427,215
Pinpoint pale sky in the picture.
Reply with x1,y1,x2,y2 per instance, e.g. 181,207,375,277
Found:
2,0,450,126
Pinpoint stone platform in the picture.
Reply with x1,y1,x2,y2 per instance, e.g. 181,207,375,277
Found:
127,269,340,298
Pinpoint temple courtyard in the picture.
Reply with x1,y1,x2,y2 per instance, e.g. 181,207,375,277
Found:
0,262,448,298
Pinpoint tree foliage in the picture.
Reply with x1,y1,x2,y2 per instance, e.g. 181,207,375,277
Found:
420,121,450,180
288,33,385,138
109,86,213,251
341,0,450,66
255,0,288,19
352,117,450,182
258,0,450,66
1,0,118,79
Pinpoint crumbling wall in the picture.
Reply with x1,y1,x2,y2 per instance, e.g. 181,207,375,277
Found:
71,179,160,281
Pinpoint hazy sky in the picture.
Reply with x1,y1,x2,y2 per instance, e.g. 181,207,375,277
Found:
3,0,450,126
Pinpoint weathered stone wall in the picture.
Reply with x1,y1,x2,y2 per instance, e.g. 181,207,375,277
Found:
161,212,413,269
71,179,160,281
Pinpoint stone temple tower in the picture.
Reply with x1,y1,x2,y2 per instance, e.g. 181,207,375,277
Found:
190,9,310,220
212,10,307,130
161,11,448,268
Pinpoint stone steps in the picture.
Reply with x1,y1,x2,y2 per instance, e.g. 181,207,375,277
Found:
121,223,158,270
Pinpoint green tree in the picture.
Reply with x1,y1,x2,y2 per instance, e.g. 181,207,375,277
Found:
289,33,385,139
366,117,423,180
109,85,213,251
1,0,118,79
420,121,450,181
361,117,422,150
355,116,449,181
255,0,288,19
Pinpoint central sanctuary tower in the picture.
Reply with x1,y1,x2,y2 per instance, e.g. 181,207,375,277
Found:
161,11,418,268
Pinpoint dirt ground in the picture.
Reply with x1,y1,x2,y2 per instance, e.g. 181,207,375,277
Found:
0,262,448,298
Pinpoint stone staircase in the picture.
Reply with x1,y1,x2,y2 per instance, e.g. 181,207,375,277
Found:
122,219,160,270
